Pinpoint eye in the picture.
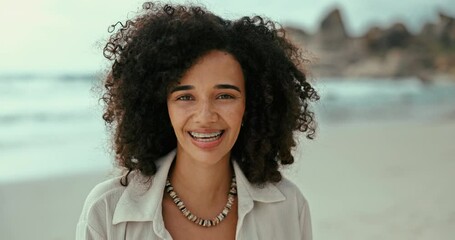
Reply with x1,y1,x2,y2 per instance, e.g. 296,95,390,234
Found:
217,94,235,100
176,95,194,101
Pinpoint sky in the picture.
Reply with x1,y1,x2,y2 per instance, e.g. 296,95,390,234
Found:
0,0,454,73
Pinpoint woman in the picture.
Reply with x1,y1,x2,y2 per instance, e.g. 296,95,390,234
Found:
77,2,319,239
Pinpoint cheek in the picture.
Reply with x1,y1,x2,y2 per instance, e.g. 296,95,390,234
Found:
224,105,245,127
167,105,181,128
168,105,193,131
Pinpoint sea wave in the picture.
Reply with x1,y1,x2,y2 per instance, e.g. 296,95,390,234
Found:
0,73,96,82
0,112,96,124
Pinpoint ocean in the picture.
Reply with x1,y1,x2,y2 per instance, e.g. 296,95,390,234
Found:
1,75,455,183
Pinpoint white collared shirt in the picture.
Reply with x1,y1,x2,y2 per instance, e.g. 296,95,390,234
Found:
76,150,312,240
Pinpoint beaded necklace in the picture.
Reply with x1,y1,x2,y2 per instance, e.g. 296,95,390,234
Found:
165,175,237,227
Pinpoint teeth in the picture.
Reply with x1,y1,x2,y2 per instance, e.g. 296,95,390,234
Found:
195,136,220,142
189,131,222,138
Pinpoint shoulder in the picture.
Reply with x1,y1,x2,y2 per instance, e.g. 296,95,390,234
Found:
78,175,126,222
84,175,125,204
274,178,312,235
76,175,128,238
79,171,153,218
246,177,312,239
273,177,310,211
274,177,308,202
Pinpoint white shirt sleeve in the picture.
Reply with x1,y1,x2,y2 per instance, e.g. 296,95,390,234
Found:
300,199,313,240
76,220,106,240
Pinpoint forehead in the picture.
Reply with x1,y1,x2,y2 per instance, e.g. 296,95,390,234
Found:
178,50,244,87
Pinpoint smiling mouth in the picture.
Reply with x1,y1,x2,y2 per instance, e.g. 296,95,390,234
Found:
188,130,224,142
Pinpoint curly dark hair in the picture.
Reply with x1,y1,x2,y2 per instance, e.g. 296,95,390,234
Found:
101,2,319,185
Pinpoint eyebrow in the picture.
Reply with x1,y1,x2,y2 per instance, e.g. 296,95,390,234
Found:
170,84,241,93
214,84,241,92
170,85,194,93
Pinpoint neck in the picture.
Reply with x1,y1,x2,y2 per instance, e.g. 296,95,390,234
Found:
169,150,233,206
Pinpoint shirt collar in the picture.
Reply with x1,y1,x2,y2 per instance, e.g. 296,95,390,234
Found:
233,160,286,203
112,150,175,225
112,150,285,225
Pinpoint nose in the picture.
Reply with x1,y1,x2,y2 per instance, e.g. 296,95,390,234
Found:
193,99,218,124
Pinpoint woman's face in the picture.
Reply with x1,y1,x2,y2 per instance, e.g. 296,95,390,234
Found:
167,50,246,166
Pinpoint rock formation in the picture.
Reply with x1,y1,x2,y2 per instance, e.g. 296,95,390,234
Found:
286,8,455,81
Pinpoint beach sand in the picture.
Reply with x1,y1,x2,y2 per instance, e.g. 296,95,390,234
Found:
1,120,454,240
0,171,111,240
289,120,455,240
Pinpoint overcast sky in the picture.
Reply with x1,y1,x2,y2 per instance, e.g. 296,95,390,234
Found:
0,0,454,73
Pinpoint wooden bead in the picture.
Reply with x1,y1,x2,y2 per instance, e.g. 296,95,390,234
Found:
165,175,237,228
